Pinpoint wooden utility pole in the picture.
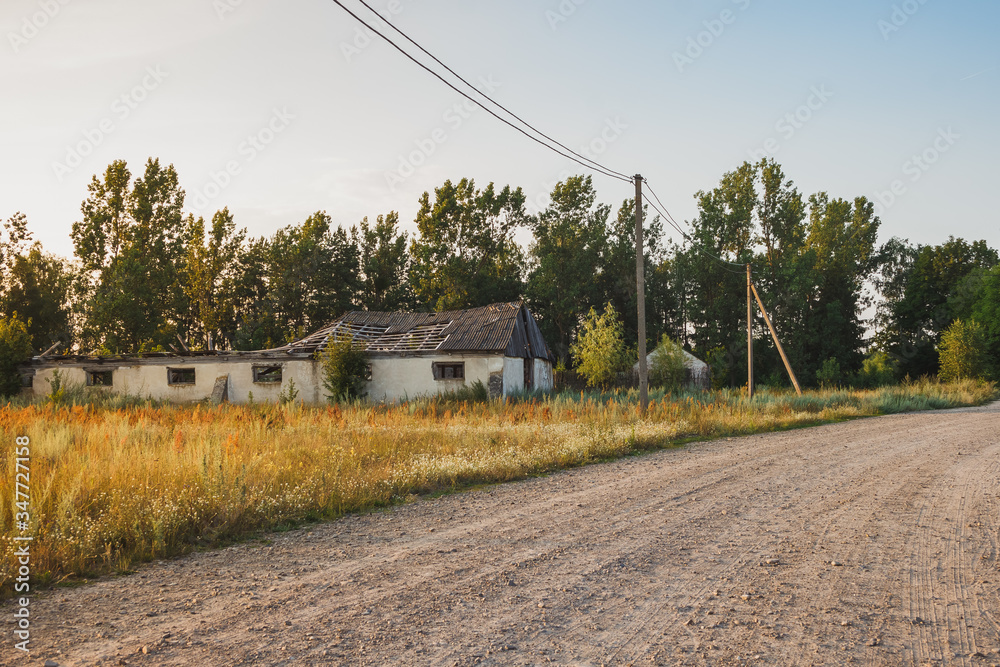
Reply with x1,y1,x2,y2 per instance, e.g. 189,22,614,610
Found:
747,264,754,398
635,175,648,414
750,283,803,396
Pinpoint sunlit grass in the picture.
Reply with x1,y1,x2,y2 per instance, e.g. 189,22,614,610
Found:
0,378,993,598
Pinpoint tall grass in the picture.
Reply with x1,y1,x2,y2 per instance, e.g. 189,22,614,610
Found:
0,378,993,597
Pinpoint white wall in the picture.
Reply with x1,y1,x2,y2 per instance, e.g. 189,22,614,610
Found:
29,353,553,404
503,357,524,394
30,359,323,405
366,354,504,403
534,358,554,391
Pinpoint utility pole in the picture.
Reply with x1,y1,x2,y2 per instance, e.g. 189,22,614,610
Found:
747,263,754,399
635,175,648,414
750,282,803,396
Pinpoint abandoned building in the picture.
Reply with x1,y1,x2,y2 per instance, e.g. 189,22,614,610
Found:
23,302,556,404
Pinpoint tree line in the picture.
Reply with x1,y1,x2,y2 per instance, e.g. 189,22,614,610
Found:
2,156,998,389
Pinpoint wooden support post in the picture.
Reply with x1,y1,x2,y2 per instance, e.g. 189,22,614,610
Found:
635,175,649,414
750,282,803,396
39,340,63,358
747,264,754,399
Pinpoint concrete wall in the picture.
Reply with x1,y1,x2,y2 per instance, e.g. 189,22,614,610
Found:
367,354,504,403
534,357,554,391
30,359,324,405
29,353,555,404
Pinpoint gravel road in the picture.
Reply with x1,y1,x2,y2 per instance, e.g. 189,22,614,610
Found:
4,403,1000,666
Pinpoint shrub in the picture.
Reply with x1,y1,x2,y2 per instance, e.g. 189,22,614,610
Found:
317,336,369,402
648,335,687,392
0,314,33,398
570,304,630,389
856,350,895,388
939,319,987,382
705,346,729,390
816,357,841,389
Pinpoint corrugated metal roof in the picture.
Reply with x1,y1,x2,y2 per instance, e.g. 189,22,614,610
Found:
281,302,555,361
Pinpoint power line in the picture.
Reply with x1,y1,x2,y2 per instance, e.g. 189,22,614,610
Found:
352,0,634,183
328,0,632,184
640,184,747,275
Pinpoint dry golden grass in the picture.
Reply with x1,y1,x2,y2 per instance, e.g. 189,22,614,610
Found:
0,379,993,597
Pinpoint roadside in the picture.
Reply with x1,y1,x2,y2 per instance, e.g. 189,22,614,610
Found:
3,402,999,666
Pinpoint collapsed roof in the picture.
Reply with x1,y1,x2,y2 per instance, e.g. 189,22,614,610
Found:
281,302,555,361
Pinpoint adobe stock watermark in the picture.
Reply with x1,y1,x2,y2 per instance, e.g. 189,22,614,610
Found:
384,76,501,193
12,435,33,653
672,0,752,73
878,0,931,41
8,0,73,54
341,0,412,62
188,108,296,212
545,0,588,31
527,117,629,214
871,127,959,215
51,66,169,182
747,85,834,161
213,0,245,20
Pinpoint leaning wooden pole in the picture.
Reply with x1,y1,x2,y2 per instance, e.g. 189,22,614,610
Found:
750,282,803,396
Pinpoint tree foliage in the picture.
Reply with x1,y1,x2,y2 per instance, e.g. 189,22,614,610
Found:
410,178,527,312
526,176,609,362
570,304,630,389
356,212,411,311
938,319,987,382
648,335,687,392
0,314,33,397
875,237,998,377
318,336,368,401
71,158,185,352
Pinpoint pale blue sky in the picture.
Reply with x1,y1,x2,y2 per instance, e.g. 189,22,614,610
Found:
1,0,998,260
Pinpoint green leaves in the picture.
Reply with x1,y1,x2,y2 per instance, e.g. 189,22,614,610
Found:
410,178,527,312
318,336,368,402
938,319,987,382
0,313,33,397
71,158,185,353
570,304,630,389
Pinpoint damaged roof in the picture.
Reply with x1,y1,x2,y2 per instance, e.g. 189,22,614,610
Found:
281,302,555,361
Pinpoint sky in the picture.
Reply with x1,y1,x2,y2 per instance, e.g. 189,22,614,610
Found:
1,0,998,261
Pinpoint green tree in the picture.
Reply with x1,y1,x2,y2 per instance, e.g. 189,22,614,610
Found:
678,160,879,388
875,237,998,378
2,245,74,352
816,357,841,388
526,176,610,362
938,319,987,382
570,304,630,389
0,314,33,397
231,236,282,350
855,350,896,388
603,198,665,349
799,193,880,380
181,208,246,349
356,212,411,311
648,335,687,392
318,336,368,401
410,178,527,311
971,265,1000,380
71,158,186,352
267,212,360,340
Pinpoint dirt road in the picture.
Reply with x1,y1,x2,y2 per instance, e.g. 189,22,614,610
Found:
4,404,1000,666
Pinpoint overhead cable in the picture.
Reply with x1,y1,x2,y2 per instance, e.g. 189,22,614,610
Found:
328,0,632,183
